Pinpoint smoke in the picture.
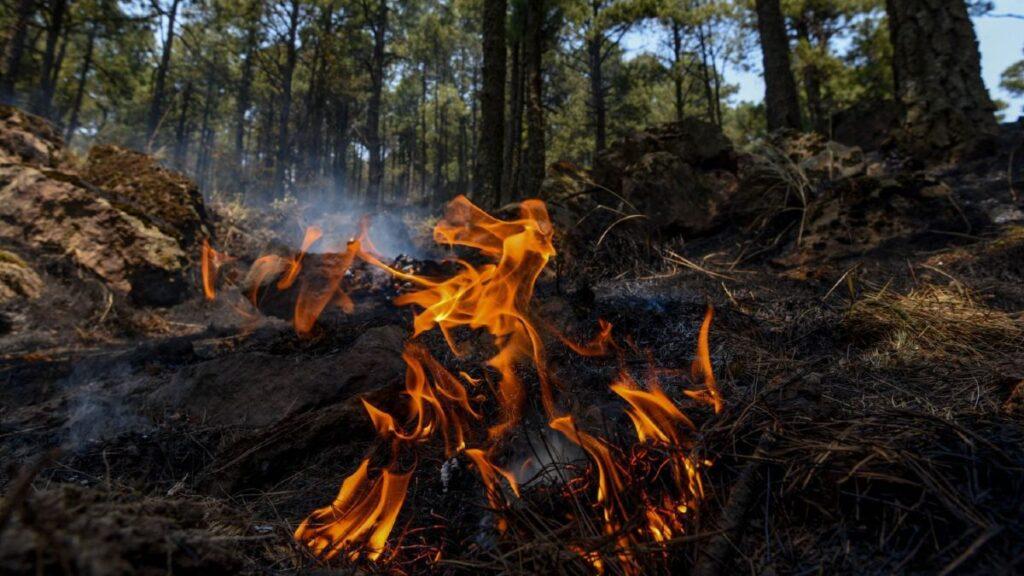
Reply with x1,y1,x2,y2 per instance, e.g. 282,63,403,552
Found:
268,195,438,261
62,361,152,452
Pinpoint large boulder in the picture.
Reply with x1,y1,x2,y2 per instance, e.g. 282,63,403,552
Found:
0,249,43,303
0,105,63,167
591,118,739,236
85,145,211,249
0,164,189,305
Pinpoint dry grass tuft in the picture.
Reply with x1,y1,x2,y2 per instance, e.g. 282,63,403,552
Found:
844,284,1023,360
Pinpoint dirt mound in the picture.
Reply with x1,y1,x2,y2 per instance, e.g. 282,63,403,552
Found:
86,145,211,250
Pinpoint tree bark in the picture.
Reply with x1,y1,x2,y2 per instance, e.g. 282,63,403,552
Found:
885,0,997,161
523,0,545,197
0,0,35,103
755,0,802,131
147,0,183,142
476,0,506,207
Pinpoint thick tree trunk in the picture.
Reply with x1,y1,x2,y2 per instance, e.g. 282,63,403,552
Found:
418,63,428,199
0,0,35,103
587,9,606,157
885,0,997,161
234,3,260,179
331,98,350,201
671,19,684,122
367,0,388,206
476,0,506,207
64,23,97,144
274,0,302,197
523,0,545,197
755,0,802,131
147,0,183,143
502,36,524,203
173,81,194,170
34,0,67,118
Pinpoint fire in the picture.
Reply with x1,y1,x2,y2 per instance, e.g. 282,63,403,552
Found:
686,305,721,413
294,459,412,562
359,196,558,438
200,238,231,300
198,196,724,569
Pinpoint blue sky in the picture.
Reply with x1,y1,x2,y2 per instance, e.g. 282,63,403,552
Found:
623,1,1024,118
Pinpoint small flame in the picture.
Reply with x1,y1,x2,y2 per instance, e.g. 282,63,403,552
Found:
278,226,324,290
294,459,412,562
685,305,721,413
200,239,231,300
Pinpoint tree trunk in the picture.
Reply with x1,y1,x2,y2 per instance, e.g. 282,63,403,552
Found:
367,0,388,206
587,6,606,157
476,0,506,207
755,0,801,131
419,62,428,200
331,98,350,202
34,0,67,118
523,0,545,197
696,24,716,125
502,36,524,203
0,0,35,103
274,0,302,197
671,19,684,122
794,16,826,133
173,81,194,170
147,0,183,143
885,0,997,161
64,23,97,144
234,2,260,181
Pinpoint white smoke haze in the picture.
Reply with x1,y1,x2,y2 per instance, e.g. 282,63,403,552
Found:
63,362,152,452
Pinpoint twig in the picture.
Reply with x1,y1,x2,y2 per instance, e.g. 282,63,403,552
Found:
693,431,775,576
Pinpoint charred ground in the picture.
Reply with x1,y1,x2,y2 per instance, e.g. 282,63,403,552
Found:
2,107,1023,575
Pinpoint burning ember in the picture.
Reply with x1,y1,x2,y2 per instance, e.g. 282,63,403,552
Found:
201,196,722,571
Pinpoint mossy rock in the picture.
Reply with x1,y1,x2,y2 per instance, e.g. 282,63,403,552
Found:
85,145,211,249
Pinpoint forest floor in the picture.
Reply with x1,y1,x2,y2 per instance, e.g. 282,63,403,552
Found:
2,114,1024,575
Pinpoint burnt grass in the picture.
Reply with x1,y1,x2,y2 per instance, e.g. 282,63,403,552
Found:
3,154,1024,575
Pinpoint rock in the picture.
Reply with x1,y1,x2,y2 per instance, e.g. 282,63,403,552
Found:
553,119,739,237
773,173,966,268
0,250,43,303
150,324,407,427
593,118,736,194
831,100,900,151
799,141,866,181
0,164,189,305
85,145,211,249
618,150,739,234
0,105,63,167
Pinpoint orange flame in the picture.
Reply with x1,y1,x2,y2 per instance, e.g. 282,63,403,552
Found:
685,305,721,413
200,239,231,300
361,196,557,438
294,459,412,562
278,225,324,290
